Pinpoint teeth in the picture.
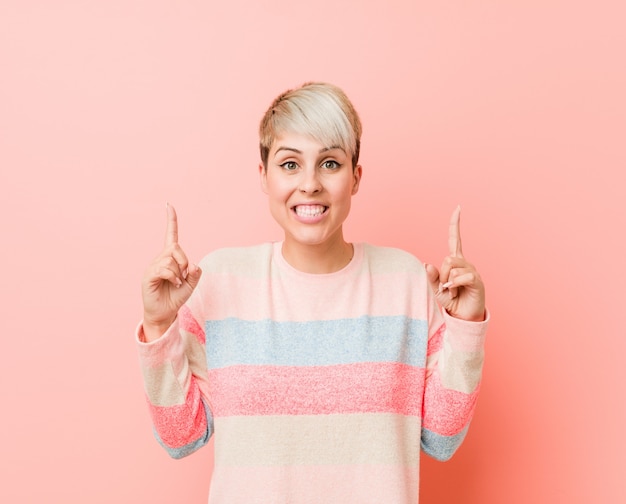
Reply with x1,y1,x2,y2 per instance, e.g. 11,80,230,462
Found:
295,205,326,217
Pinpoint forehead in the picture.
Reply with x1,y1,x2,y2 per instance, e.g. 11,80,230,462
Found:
270,131,346,156
270,132,343,152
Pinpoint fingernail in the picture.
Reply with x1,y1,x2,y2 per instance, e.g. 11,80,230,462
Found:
442,281,453,289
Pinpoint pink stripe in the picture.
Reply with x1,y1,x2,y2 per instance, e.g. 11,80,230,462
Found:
179,304,205,344
147,384,208,447
427,324,444,355
207,363,425,417
422,368,480,435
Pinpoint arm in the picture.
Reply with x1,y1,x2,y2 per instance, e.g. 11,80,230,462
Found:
420,309,488,461
137,204,211,458
137,304,213,458
421,206,488,460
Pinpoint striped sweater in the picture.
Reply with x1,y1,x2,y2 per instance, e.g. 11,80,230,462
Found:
137,242,488,503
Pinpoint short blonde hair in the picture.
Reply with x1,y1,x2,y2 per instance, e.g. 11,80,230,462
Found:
259,82,362,169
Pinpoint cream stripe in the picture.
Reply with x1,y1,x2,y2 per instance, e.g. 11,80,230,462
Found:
209,464,419,504
438,338,484,393
141,361,185,406
214,413,421,467
142,329,208,406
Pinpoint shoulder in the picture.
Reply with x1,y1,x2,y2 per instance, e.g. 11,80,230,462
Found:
198,243,273,275
362,243,425,275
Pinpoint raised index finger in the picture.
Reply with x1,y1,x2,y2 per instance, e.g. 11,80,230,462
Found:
165,202,178,246
448,205,463,257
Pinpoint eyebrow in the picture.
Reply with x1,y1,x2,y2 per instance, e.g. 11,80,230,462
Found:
274,145,345,155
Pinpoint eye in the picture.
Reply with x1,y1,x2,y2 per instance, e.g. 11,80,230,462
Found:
322,160,340,170
280,161,298,171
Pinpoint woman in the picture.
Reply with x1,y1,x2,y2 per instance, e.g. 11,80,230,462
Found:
137,82,488,503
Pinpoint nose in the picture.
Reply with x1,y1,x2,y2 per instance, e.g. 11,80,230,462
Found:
298,167,322,194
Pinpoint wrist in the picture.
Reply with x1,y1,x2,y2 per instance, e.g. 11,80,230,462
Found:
445,308,486,322
141,316,176,342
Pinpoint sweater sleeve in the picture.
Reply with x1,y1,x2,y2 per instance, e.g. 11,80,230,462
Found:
420,303,489,461
136,303,213,459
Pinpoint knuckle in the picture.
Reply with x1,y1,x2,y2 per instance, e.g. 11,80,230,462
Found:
157,264,173,277
164,243,181,256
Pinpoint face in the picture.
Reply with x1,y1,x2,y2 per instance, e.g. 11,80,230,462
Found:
260,132,362,251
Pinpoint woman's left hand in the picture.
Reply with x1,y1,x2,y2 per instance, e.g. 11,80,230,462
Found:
425,206,486,322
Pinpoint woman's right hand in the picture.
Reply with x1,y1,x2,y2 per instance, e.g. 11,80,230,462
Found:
141,203,202,341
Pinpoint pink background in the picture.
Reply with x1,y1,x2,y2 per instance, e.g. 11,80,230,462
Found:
1,1,625,502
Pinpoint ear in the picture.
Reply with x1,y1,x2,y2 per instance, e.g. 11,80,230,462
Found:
351,165,362,195
259,163,268,194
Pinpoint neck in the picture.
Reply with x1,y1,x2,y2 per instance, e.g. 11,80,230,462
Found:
281,235,354,274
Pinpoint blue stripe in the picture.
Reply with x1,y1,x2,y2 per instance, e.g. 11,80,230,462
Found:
420,425,469,461
204,315,428,369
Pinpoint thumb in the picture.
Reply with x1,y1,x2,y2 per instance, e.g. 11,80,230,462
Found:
424,263,440,293
185,263,202,290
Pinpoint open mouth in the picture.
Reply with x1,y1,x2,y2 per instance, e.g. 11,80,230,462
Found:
293,204,328,217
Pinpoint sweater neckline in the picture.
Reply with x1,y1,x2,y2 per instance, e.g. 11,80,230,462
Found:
272,241,363,279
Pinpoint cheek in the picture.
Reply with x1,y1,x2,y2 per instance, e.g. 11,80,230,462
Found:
266,178,292,200
337,178,358,198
